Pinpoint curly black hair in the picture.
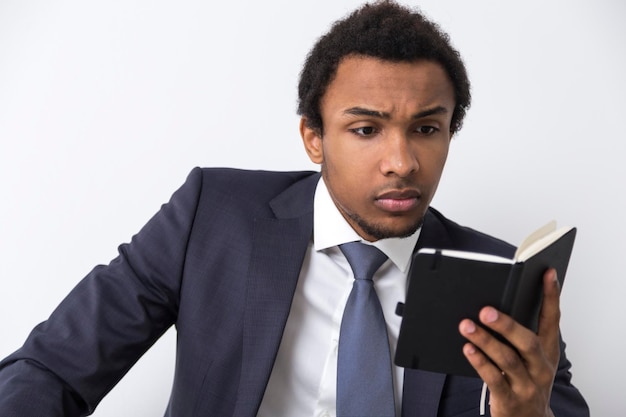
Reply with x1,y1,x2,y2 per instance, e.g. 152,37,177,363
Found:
297,0,470,136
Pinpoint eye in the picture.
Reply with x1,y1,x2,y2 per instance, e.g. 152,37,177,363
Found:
349,126,379,137
415,125,439,135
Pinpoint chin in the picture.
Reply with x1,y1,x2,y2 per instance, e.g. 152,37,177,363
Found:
353,215,423,241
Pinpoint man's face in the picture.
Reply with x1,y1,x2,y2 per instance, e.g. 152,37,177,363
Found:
301,56,455,241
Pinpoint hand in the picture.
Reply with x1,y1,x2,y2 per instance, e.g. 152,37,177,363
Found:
458,268,561,417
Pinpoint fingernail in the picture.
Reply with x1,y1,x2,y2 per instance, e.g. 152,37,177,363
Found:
464,344,476,355
546,269,560,291
462,320,476,334
483,307,499,323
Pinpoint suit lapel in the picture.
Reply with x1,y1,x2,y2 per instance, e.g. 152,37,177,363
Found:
233,194,456,417
414,208,455,252
402,369,446,417
401,209,453,417
233,173,319,417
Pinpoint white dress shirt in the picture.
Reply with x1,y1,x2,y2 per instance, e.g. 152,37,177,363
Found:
257,177,420,417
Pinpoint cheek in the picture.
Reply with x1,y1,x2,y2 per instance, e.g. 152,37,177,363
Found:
324,160,362,198
322,154,373,209
418,143,450,173
430,151,449,173
324,141,373,182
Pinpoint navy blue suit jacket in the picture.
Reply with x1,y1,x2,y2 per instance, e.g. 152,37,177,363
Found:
0,168,588,416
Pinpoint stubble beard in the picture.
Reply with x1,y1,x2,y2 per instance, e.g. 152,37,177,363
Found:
321,164,425,240
345,209,424,241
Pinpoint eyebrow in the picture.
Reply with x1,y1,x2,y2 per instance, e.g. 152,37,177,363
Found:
343,106,449,120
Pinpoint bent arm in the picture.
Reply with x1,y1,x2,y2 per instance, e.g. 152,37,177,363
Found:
550,337,589,416
0,168,205,416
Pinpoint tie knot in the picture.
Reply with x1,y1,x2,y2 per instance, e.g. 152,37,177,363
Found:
340,242,388,281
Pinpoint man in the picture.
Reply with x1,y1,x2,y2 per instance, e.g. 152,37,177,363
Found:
0,1,588,416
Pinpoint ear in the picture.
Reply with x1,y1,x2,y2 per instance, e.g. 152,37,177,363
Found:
300,117,324,164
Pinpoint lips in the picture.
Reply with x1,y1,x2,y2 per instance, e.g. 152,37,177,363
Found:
375,189,421,213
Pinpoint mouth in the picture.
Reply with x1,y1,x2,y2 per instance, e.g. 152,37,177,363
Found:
374,189,422,213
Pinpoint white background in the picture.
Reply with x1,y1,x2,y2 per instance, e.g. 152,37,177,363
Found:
0,0,624,415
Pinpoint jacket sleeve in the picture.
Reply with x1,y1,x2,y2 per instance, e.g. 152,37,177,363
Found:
550,336,590,416
0,167,205,416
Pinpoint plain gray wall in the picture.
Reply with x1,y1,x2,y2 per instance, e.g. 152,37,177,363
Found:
1,0,624,415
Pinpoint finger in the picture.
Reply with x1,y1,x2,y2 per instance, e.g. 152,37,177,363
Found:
459,318,529,385
461,340,510,391
474,302,559,382
537,268,561,356
477,307,537,353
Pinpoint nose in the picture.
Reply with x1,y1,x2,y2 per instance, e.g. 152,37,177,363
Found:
379,133,419,178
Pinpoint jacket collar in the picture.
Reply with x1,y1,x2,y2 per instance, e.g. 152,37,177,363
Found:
234,172,452,416
233,172,319,416
400,208,451,417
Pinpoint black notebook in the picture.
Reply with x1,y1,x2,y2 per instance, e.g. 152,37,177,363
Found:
394,221,577,377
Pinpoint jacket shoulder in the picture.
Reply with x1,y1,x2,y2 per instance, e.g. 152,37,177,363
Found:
426,207,516,258
194,167,316,198
182,167,319,220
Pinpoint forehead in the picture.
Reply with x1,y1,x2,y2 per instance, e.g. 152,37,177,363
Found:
321,56,455,116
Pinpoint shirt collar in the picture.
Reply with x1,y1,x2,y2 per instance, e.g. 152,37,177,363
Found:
313,177,420,273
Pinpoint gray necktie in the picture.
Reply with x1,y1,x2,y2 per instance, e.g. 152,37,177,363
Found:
337,242,395,417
